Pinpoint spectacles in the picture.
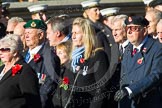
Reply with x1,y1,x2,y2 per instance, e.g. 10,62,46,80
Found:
0,48,11,52
126,26,141,32
6,31,14,34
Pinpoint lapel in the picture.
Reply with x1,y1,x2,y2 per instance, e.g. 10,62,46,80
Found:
0,59,24,84
133,36,154,70
123,43,133,71
0,69,12,83
28,45,44,64
42,43,59,82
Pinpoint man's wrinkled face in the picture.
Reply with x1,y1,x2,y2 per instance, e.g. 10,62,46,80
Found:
126,24,145,46
112,21,126,43
157,23,162,43
24,28,40,49
145,13,157,35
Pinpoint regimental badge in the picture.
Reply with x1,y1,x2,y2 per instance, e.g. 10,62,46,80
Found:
128,16,132,22
75,66,80,71
82,66,88,76
37,73,46,84
31,22,36,27
142,47,147,53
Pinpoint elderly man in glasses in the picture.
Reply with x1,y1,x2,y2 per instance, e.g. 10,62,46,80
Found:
114,16,162,108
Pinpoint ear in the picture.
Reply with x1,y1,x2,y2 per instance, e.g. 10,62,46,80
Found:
56,31,61,37
143,27,148,36
103,19,108,26
38,32,44,39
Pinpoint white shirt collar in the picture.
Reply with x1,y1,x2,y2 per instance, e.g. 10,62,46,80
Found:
133,36,148,52
28,43,44,62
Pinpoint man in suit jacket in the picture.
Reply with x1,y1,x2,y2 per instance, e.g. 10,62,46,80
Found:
114,16,162,108
24,19,60,108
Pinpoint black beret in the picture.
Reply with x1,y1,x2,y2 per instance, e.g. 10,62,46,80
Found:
125,16,149,27
24,19,47,31
149,0,162,7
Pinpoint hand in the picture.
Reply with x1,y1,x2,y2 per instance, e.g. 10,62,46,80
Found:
114,89,128,101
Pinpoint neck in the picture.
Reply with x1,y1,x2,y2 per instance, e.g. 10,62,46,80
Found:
2,56,20,74
5,56,20,67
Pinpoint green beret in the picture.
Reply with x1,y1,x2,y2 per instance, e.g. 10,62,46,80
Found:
24,19,47,31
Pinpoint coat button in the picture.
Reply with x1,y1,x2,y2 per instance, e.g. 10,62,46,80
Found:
130,80,134,84
102,29,105,32
107,34,110,37
110,44,112,47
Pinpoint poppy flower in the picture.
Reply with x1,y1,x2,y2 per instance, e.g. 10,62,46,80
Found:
80,58,85,64
33,54,41,62
12,64,22,76
60,77,69,90
137,57,143,64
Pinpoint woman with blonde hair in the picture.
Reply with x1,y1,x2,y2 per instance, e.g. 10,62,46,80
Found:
62,17,109,108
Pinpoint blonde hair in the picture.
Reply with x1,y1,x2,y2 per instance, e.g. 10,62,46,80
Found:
56,41,71,59
72,17,98,60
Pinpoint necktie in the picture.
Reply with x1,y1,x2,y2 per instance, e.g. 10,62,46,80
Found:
25,51,30,63
132,48,138,56
119,45,123,55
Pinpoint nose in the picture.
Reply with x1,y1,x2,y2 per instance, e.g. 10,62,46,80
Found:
112,30,116,37
72,33,76,39
127,29,132,34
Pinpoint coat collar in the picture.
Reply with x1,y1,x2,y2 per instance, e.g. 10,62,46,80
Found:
0,58,24,84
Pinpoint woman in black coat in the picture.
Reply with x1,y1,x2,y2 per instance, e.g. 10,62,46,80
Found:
0,34,41,108
61,17,109,108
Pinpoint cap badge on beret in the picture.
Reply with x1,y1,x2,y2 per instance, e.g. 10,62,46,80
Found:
128,17,132,22
31,22,36,27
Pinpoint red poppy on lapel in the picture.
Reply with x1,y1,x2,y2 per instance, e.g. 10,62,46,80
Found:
80,58,85,63
33,54,41,62
12,64,22,76
137,57,143,65
60,77,69,90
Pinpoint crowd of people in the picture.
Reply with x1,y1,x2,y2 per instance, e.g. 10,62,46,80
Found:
0,0,162,108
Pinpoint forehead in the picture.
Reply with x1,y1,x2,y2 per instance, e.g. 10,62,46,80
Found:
113,20,122,26
127,24,141,26
25,28,37,32
157,24,162,29
87,7,100,11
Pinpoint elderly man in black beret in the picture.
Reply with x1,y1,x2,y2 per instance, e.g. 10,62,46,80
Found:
24,19,60,108
114,16,162,108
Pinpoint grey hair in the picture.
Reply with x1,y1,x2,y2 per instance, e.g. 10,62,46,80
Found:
8,17,24,24
0,34,23,53
47,17,68,35
113,14,128,27
146,8,162,24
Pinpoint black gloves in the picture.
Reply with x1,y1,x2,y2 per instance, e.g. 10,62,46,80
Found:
114,89,128,101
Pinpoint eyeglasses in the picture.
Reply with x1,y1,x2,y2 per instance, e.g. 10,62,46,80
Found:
126,26,141,32
6,31,14,35
0,48,11,52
